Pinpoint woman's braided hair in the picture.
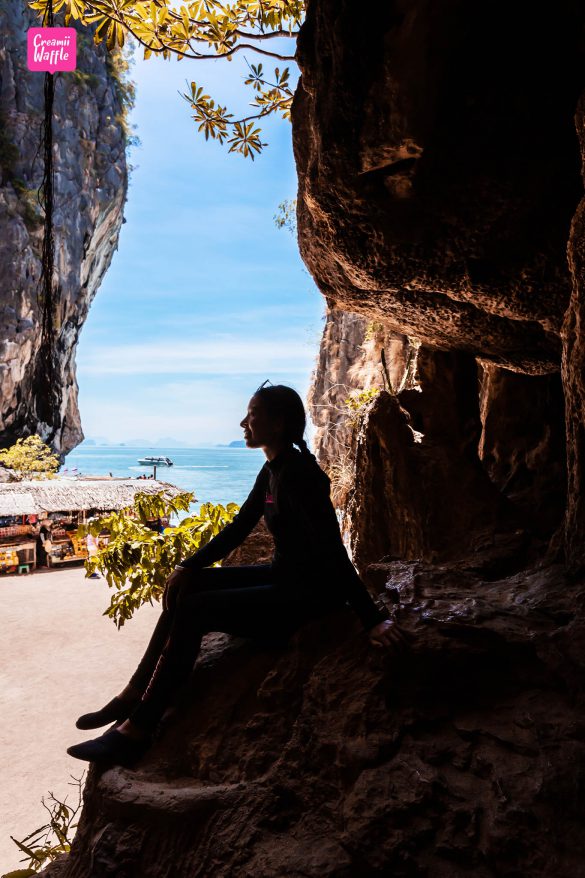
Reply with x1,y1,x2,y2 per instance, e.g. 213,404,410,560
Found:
254,382,314,458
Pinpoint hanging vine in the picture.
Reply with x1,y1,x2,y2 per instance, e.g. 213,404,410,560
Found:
35,0,59,425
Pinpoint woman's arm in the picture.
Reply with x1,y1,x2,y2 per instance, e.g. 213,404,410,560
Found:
179,467,268,570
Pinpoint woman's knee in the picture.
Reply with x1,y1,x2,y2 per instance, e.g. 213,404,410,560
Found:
175,579,209,612
167,567,210,609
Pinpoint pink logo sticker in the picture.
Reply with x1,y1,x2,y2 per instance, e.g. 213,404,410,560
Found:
27,27,77,73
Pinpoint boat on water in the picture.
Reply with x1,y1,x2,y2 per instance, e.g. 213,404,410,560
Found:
137,456,174,467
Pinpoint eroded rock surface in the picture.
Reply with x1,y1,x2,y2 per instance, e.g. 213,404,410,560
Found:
293,0,585,372
349,369,523,573
0,2,127,455
478,364,567,538
41,553,585,878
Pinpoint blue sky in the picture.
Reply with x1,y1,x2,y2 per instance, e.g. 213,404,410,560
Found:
75,43,325,446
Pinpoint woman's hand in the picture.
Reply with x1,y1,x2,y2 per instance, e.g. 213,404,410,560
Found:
162,566,190,611
368,618,411,652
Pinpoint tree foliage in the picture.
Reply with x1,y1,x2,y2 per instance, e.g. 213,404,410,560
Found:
0,435,59,480
78,490,238,627
4,774,85,876
28,0,304,158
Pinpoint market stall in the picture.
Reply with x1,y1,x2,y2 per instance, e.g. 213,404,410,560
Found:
0,478,182,575
44,511,89,567
0,492,41,573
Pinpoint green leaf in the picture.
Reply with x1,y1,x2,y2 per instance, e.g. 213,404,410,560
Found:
2,870,38,877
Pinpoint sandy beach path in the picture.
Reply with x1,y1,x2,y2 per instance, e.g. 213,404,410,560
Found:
0,566,160,874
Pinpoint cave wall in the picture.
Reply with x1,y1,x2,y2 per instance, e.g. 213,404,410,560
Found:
294,0,585,569
0,1,127,456
348,353,524,574
293,0,584,373
477,365,567,538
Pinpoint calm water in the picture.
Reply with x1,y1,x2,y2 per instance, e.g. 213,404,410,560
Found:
61,446,266,507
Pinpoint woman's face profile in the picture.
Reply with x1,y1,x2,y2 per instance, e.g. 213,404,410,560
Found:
240,395,284,449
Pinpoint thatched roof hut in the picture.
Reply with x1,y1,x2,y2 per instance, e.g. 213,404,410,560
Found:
0,478,184,517
0,491,39,516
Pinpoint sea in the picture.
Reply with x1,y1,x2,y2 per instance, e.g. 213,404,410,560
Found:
61,445,267,509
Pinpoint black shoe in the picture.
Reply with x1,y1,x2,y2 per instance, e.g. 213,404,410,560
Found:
67,728,150,766
76,695,140,730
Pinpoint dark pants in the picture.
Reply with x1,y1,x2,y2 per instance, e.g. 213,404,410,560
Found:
127,564,340,731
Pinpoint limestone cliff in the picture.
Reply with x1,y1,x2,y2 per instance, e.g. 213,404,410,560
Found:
0,1,128,456
308,308,416,461
307,305,416,500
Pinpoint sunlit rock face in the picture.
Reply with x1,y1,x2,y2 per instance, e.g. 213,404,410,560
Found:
308,304,415,473
0,1,127,455
293,0,585,374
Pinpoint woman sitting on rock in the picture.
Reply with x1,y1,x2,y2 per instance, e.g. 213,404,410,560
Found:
68,383,407,765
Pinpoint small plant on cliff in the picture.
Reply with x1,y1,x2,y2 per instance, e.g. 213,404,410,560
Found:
0,436,59,480
344,388,380,427
364,321,385,342
107,40,141,152
29,0,304,159
3,774,85,877
0,110,20,185
274,198,297,234
78,490,239,627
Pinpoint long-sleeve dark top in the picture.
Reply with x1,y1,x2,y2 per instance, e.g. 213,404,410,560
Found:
180,446,386,632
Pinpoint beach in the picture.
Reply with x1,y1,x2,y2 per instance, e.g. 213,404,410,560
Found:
0,566,160,874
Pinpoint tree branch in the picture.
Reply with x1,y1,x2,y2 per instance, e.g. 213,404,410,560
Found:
230,100,292,125
233,28,300,40
90,7,297,62
185,42,296,61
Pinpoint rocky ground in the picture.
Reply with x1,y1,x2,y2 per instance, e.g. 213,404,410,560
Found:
35,535,585,878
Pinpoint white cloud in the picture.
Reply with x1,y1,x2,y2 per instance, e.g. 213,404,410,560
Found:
79,336,318,376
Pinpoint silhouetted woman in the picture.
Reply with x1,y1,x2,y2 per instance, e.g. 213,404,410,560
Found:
68,384,405,764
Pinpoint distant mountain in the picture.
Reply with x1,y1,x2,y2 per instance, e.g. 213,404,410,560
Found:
79,436,191,448
216,440,247,448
